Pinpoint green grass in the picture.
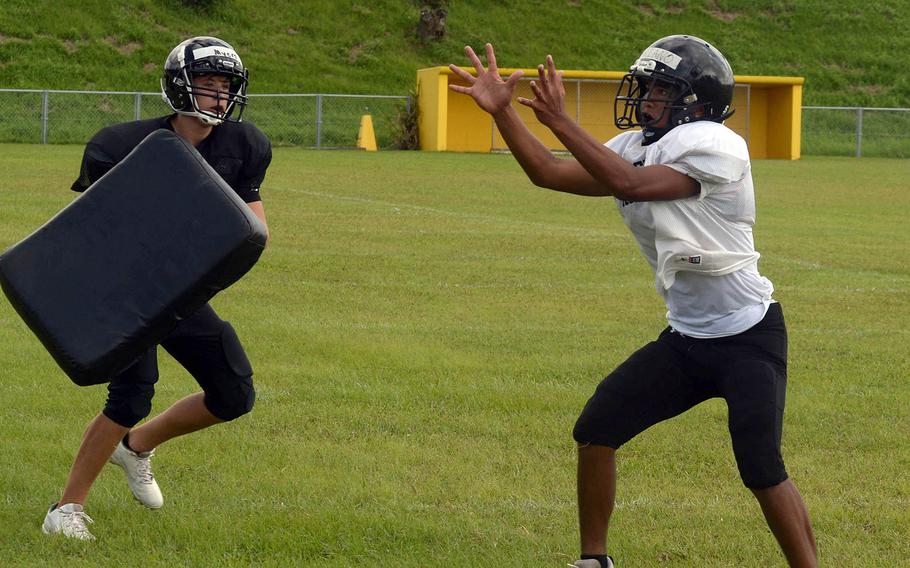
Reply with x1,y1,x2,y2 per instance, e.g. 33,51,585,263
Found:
1,1,909,107
0,147,908,566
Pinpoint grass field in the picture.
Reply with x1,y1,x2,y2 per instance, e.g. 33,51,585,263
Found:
0,146,908,567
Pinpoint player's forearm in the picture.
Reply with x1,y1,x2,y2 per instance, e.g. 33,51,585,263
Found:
247,201,270,244
492,105,564,188
547,115,638,198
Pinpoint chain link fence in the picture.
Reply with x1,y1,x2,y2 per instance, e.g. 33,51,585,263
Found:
0,88,906,157
246,93,410,149
0,89,411,149
802,106,910,158
490,78,623,153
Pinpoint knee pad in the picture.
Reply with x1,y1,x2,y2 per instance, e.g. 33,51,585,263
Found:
737,448,788,489
205,376,255,421
104,393,154,428
573,395,626,447
572,378,629,448
103,369,157,428
573,409,597,444
203,322,255,421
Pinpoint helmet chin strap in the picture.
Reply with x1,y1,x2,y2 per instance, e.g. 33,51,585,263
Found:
184,89,228,126
639,105,675,145
175,109,224,126
174,78,231,126
641,125,669,145
194,112,224,126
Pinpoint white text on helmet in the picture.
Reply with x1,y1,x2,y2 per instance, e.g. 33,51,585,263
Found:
638,47,682,70
192,46,242,65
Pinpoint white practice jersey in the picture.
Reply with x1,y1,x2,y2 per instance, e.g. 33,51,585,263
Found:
605,121,774,338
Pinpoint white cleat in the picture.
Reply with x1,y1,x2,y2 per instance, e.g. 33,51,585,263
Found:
42,503,95,540
108,440,164,509
568,558,614,568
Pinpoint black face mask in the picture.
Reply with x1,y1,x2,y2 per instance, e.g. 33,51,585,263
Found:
615,71,732,145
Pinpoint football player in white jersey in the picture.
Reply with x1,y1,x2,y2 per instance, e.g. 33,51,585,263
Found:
449,36,817,568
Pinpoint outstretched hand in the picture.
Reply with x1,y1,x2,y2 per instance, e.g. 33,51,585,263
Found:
448,43,524,116
517,54,567,128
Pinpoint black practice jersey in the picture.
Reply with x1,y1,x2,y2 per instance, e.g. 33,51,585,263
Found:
72,115,271,203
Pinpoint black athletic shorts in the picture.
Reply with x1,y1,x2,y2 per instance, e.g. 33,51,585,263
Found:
103,303,254,427
574,302,789,489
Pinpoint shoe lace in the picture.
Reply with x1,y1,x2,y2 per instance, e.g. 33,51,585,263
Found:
62,510,94,538
135,455,155,484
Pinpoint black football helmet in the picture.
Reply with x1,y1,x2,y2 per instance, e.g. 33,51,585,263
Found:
614,35,735,144
161,36,249,126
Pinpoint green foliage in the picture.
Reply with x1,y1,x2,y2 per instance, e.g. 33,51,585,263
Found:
0,147,908,566
391,90,420,149
0,1,908,106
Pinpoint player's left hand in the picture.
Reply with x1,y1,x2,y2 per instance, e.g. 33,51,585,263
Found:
518,55,567,127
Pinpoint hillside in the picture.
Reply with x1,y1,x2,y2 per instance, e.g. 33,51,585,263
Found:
1,1,908,107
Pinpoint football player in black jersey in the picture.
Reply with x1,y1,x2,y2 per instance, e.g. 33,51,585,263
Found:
43,37,271,541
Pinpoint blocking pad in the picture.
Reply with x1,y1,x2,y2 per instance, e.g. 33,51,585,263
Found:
0,129,267,386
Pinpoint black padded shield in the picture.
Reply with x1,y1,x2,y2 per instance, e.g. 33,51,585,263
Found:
0,129,267,386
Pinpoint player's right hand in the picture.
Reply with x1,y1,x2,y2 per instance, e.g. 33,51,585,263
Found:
448,43,524,116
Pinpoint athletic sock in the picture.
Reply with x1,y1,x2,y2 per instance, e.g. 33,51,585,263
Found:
581,554,610,568
581,554,609,568
122,432,137,452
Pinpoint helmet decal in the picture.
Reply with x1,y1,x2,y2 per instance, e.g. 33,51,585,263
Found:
638,47,682,70
191,45,242,66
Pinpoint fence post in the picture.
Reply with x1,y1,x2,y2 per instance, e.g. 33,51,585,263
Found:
855,107,864,158
41,90,49,144
744,84,752,145
576,79,582,122
134,92,142,121
315,94,323,149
